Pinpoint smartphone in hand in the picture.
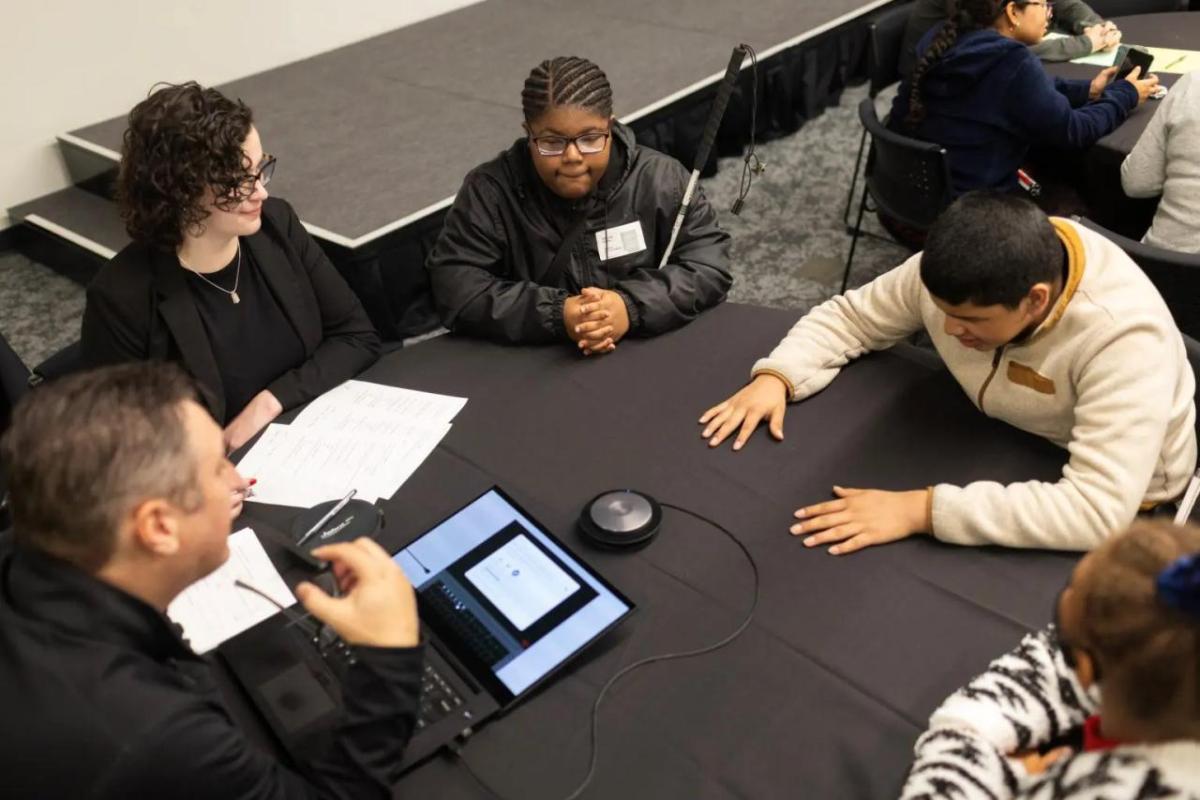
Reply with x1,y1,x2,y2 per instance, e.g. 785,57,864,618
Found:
1114,45,1154,80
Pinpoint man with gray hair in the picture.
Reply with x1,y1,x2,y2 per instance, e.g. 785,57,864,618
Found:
0,363,423,799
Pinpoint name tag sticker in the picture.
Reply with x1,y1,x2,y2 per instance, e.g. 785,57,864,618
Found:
595,220,647,262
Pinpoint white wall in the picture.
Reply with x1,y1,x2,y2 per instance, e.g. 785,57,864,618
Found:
0,0,480,231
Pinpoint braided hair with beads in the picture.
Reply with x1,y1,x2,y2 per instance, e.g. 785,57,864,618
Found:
521,56,613,124
905,0,1011,129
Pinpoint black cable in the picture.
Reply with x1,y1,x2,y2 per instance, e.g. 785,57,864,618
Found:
452,502,760,800
732,43,763,216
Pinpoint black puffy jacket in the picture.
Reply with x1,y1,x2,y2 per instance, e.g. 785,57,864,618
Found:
426,122,732,343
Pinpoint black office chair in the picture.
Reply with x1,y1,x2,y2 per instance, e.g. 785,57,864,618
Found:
844,1,916,230
0,333,31,534
1089,0,1186,16
842,98,953,293
0,332,30,436
1073,217,1200,340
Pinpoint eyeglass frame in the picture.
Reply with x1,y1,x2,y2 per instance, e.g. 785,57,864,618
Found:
528,131,611,157
231,154,277,200
1011,0,1055,18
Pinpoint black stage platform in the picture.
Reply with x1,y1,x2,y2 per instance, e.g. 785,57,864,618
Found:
14,0,897,336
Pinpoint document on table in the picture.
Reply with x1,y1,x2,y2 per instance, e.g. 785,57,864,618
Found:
167,528,296,654
238,379,466,507
238,420,451,507
1143,47,1200,74
1069,42,1200,73
1064,35,1122,67
293,380,466,431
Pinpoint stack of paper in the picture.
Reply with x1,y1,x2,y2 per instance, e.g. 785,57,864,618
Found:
167,528,297,654
238,381,467,508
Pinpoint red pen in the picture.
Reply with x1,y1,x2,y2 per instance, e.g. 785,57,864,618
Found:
1017,168,1042,198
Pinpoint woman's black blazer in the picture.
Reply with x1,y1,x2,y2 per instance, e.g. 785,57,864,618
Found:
81,197,381,422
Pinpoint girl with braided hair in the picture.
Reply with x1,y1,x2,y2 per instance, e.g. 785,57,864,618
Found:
427,56,731,351
889,0,1159,201
901,519,1200,798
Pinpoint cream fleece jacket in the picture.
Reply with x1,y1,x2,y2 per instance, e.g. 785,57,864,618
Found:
753,219,1197,550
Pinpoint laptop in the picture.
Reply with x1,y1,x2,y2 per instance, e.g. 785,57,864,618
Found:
222,486,635,772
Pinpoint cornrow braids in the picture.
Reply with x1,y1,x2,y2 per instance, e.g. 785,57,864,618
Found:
1078,520,1200,724
521,56,613,124
905,0,1009,129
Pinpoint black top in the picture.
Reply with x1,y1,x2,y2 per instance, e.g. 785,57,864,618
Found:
184,245,306,422
0,540,423,799
425,121,732,344
82,197,381,424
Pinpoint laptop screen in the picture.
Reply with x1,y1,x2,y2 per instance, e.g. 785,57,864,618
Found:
394,487,633,705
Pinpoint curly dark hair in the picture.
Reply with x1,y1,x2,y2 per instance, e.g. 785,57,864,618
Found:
117,82,254,251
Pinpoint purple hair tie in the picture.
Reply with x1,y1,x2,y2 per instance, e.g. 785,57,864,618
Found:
1156,553,1200,620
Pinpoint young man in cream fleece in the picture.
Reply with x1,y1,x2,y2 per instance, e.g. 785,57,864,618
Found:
700,192,1196,554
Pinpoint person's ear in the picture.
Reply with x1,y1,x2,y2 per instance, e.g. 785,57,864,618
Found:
1004,3,1021,28
129,498,183,558
1026,283,1053,318
1072,648,1098,689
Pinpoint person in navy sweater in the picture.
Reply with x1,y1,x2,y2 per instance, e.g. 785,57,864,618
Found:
890,0,1158,199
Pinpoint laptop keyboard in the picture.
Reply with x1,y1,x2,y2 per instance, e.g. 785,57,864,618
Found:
417,663,465,729
423,581,510,667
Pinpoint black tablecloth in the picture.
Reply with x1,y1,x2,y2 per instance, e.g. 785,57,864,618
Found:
1043,12,1198,236
239,303,1077,799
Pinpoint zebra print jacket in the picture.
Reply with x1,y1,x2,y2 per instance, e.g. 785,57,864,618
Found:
899,625,1200,799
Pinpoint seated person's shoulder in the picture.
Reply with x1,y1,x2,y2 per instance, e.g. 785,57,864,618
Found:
0,614,210,796
259,195,302,233
90,241,158,304
627,141,689,185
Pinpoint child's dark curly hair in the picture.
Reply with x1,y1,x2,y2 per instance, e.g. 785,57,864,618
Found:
117,82,254,251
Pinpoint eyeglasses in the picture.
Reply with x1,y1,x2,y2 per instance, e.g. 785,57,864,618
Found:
1014,0,1054,18
232,154,277,199
530,131,610,157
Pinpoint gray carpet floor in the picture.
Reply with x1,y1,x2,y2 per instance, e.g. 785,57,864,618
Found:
0,84,908,369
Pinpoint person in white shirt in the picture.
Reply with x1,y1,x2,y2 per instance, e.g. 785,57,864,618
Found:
1122,70,1200,254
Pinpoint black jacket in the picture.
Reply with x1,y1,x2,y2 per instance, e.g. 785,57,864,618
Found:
82,197,381,423
0,542,422,799
426,122,732,343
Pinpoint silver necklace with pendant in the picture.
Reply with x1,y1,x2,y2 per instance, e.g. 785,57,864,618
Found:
181,240,242,304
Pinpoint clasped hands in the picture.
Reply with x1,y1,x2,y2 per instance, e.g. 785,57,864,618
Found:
1083,20,1121,54
564,287,631,356
699,374,931,555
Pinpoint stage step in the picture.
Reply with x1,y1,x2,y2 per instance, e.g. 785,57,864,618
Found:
10,186,128,260
7,186,127,284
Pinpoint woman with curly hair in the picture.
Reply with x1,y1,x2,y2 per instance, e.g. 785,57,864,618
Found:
82,82,380,451
889,0,1158,202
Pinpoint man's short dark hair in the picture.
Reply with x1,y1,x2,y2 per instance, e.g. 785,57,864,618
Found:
1,363,203,571
920,191,1064,309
